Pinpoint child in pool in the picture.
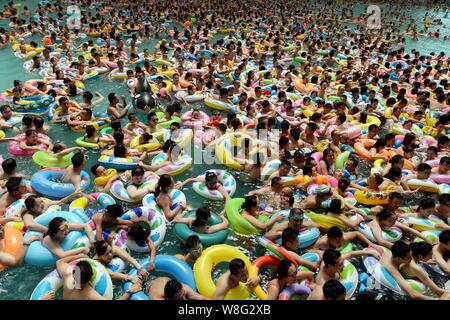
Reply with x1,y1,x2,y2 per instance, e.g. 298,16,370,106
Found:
153,174,187,221
176,171,231,201
174,235,203,266
122,113,147,137
83,124,114,147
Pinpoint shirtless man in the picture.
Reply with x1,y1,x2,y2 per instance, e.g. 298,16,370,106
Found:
0,177,30,215
432,230,450,276
213,258,260,299
56,254,141,300
312,226,383,252
149,278,208,300
174,235,203,266
264,208,321,241
61,152,87,193
308,248,380,300
379,241,450,300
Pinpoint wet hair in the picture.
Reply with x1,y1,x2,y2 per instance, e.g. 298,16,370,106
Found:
384,167,402,181
273,259,294,280
71,152,85,168
327,226,343,239
164,279,183,300
391,241,411,258
323,279,346,300
185,235,201,250
127,224,151,243
74,260,93,286
418,198,435,211
323,249,341,267
44,217,67,238
131,166,145,177
193,207,211,228
6,177,23,193
439,194,450,205
417,163,431,172
281,227,299,247
94,240,110,256
241,195,258,211
114,144,127,158
326,199,342,214
229,258,246,275
91,164,101,176
439,230,450,245
24,195,39,212
410,242,432,259
1,158,16,174
377,208,395,221
105,204,123,218
154,174,172,198
389,192,403,202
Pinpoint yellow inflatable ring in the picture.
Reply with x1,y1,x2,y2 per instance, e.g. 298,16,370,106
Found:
193,244,252,300
94,168,117,186
130,135,161,152
215,132,255,171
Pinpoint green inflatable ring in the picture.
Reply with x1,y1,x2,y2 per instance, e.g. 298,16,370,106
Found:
294,56,306,63
225,198,270,235
338,241,353,254
99,127,112,135
155,111,181,128
32,151,74,168
335,151,350,170
327,95,341,103
174,211,229,247
75,136,99,149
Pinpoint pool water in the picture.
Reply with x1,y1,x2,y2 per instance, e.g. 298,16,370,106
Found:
0,0,449,300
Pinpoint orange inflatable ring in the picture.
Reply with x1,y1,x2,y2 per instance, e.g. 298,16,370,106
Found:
354,139,376,160
0,226,23,270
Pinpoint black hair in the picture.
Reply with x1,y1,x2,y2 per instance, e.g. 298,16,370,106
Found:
327,226,343,239
6,177,22,193
273,259,294,280
185,235,201,249
1,158,16,174
127,224,151,243
193,207,211,228
91,164,100,176
229,258,246,275
418,198,435,211
71,152,85,168
410,241,432,259
439,230,450,245
94,240,110,256
164,279,183,300
323,249,341,267
241,195,258,211
281,227,299,247
392,240,411,258
131,166,145,177
323,279,346,300
74,260,93,286
105,204,123,218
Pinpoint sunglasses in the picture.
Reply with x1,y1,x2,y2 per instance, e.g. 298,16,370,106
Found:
291,215,304,221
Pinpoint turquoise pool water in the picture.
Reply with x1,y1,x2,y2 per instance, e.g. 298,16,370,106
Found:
0,0,449,300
